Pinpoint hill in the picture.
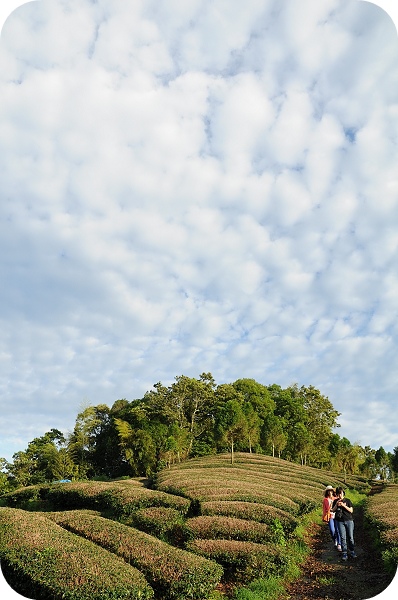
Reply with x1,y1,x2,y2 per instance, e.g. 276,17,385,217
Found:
1,453,396,600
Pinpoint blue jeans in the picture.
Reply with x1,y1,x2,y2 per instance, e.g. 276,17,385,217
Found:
329,517,341,545
336,519,355,554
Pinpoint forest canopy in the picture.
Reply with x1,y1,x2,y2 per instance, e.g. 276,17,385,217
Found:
1,374,396,492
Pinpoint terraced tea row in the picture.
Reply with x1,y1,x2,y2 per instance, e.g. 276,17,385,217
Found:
0,507,154,600
2,479,190,517
200,501,298,534
167,454,369,492
155,453,369,514
46,510,223,600
186,538,289,583
365,484,398,574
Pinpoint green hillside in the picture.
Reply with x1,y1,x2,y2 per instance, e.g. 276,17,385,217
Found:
1,453,396,600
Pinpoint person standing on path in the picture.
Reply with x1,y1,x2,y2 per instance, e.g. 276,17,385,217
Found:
331,487,357,561
323,486,341,551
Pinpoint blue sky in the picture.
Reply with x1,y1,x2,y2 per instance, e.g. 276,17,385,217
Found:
0,0,397,468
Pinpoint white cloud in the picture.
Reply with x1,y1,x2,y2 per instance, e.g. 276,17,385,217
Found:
0,0,397,468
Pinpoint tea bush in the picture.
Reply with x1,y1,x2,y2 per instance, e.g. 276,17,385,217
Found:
201,501,298,535
126,507,186,544
0,507,154,600
365,484,398,574
46,510,223,600
43,481,191,516
155,454,369,497
185,515,271,544
186,538,288,583
155,454,367,516
1,484,50,508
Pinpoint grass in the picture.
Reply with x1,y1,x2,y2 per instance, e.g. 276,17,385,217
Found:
316,575,337,585
232,576,285,600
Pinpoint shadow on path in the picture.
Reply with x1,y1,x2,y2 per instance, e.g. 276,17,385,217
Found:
285,506,396,600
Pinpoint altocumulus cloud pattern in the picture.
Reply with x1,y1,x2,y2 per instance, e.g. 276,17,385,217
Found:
0,0,397,470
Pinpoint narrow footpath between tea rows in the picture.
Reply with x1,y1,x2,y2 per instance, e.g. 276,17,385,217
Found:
284,504,396,600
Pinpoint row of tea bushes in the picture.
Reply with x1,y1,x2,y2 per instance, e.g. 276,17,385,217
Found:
0,483,46,508
201,500,298,534
126,506,186,544
46,481,191,517
184,515,271,544
0,507,154,600
154,453,368,516
186,538,288,583
155,474,308,515
2,480,191,517
46,510,223,600
163,453,370,493
365,484,398,574
156,473,302,513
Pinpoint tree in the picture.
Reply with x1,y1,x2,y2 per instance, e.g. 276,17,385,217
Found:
114,418,157,476
265,415,288,458
6,451,33,488
51,448,77,481
375,447,389,480
391,447,398,482
0,458,12,494
215,399,247,464
269,384,306,462
232,379,275,420
298,385,341,466
68,404,110,478
242,403,262,453
291,422,312,466
160,424,191,467
144,373,216,457
170,373,216,453
359,446,379,479
333,438,361,481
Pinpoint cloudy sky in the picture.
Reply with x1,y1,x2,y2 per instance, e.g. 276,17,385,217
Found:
0,0,397,465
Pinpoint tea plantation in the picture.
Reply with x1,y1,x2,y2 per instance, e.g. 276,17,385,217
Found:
1,453,397,599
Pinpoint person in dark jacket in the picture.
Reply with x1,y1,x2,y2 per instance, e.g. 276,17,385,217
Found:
323,486,341,550
331,487,357,561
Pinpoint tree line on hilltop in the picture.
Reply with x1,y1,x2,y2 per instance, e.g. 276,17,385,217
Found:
1,373,397,492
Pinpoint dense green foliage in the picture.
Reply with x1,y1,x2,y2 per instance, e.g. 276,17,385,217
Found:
364,484,398,574
186,538,288,583
126,507,186,544
1,480,190,517
45,510,223,600
0,507,154,600
184,515,272,544
1,373,397,493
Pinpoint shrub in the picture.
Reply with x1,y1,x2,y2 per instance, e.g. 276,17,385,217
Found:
98,485,191,517
1,485,49,508
47,510,223,600
185,516,271,544
127,507,186,544
0,507,154,600
186,538,288,583
201,501,298,535
44,481,190,516
365,484,398,574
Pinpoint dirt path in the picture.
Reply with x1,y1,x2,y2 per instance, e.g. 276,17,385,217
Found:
284,506,395,600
